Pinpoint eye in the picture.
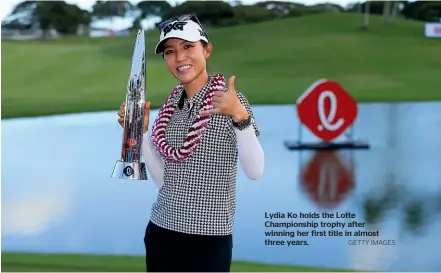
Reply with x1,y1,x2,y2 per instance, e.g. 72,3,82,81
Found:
184,44,193,49
164,49,174,55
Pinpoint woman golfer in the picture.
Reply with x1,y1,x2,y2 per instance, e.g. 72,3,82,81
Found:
118,14,264,272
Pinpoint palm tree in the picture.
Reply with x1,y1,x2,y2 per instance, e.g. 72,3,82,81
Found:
362,1,370,30
383,1,398,24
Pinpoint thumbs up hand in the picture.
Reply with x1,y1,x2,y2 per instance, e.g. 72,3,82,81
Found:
199,76,249,122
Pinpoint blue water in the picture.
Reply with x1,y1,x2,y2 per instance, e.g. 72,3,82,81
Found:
2,102,441,271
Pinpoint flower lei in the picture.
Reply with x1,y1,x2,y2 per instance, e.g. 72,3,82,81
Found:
151,73,226,163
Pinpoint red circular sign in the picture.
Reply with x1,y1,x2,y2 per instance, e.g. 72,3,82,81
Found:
300,151,355,209
127,138,137,146
296,79,358,142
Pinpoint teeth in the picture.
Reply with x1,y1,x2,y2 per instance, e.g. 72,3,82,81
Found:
178,65,192,72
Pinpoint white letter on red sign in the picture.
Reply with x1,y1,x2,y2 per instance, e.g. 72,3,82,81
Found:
317,91,344,132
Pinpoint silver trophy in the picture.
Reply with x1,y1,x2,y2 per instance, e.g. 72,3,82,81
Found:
112,29,148,180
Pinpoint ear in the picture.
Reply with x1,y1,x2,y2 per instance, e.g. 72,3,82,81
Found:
204,43,213,59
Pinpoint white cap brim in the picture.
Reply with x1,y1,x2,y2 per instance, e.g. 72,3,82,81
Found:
155,20,209,55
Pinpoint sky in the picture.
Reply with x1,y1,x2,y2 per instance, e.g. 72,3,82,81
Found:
0,0,356,21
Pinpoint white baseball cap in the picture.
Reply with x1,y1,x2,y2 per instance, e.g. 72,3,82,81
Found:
155,20,209,55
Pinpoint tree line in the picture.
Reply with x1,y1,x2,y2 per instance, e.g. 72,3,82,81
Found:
2,0,441,36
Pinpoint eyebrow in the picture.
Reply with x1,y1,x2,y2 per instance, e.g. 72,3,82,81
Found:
164,40,190,50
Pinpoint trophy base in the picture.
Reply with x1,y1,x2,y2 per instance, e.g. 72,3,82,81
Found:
112,161,148,180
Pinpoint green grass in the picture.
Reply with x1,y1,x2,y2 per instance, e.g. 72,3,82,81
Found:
1,252,353,272
2,13,441,118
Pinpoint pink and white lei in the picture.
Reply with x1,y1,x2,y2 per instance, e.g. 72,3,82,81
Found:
151,73,226,163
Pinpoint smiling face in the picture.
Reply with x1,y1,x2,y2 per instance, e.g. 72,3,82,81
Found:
163,38,212,84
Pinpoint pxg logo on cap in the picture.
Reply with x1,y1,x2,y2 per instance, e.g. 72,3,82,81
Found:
163,21,188,36
198,29,207,38
123,166,134,177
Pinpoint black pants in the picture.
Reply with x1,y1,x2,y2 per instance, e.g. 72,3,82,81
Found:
144,221,233,272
